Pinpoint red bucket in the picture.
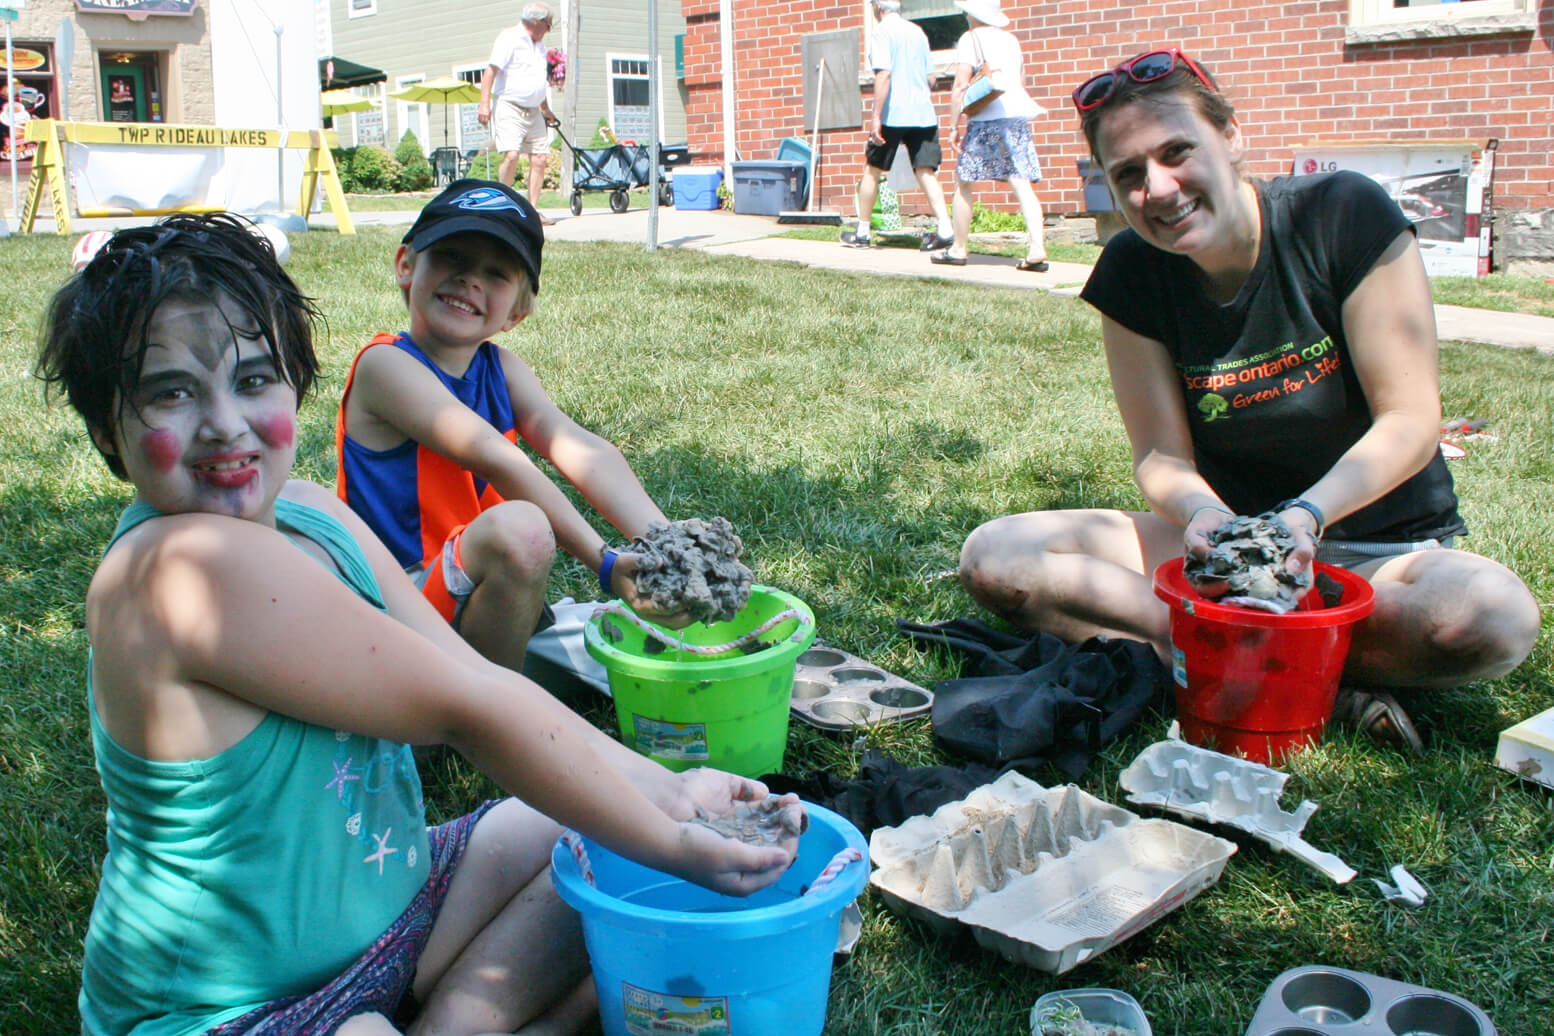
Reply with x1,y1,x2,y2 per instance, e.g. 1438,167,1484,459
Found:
1152,557,1375,765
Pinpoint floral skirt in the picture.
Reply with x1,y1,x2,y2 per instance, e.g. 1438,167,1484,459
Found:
957,117,1043,183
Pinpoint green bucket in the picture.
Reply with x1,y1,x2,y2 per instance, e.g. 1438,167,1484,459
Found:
583,585,816,777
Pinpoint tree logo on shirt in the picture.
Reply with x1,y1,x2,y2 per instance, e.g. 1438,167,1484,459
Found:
1197,393,1229,422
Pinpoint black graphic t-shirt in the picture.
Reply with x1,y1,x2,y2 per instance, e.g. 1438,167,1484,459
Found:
1082,171,1464,543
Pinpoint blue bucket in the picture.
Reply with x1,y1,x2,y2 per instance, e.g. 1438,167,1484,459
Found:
551,802,868,1036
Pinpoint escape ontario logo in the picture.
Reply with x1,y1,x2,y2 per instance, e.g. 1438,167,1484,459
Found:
1182,336,1343,422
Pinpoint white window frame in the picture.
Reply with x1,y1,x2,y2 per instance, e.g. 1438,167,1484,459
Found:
346,0,378,20
349,82,386,148
604,52,665,140
394,74,428,154
453,63,488,152
1346,0,1535,44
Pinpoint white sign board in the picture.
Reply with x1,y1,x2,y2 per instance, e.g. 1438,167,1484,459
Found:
1292,145,1481,278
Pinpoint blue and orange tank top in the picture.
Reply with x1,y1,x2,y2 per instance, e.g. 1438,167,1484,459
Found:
336,332,519,569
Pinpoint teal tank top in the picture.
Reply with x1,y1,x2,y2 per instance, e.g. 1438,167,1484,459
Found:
80,499,431,1036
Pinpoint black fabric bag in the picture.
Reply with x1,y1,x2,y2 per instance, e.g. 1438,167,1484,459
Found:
761,749,1002,838
898,617,1168,779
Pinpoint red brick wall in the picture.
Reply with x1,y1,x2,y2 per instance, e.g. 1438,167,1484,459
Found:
680,0,1554,218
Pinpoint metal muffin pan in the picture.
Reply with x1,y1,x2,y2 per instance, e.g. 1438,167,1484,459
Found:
790,643,934,730
1244,966,1496,1036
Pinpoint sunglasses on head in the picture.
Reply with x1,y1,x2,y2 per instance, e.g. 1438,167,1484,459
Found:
1071,49,1214,113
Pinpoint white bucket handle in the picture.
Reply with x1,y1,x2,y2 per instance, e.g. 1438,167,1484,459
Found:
593,600,814,657
803,847,863,896
560,829,596,887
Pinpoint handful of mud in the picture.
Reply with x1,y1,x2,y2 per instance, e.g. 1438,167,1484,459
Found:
688,797,808,845
1184,513,1312,613
628,517,754,624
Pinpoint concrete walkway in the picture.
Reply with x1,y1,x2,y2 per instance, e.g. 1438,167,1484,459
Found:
29,201,1554,355
535,204,1554,356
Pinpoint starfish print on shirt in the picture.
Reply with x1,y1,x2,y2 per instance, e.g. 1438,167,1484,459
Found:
363,827,400,875
325,757,360,801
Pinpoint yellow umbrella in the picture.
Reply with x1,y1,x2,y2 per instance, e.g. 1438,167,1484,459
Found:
389,76,483,149
321,89,379,117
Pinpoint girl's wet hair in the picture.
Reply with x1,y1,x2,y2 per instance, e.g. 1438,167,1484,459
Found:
1080,60,1236,162
35,212,322,479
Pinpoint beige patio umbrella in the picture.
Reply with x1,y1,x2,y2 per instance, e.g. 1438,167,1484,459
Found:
388,76,482,150
321,89,379,117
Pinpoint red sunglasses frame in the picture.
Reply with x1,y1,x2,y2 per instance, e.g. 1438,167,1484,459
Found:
1071,49,1215,114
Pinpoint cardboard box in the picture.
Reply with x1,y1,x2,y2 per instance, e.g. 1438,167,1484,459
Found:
1495,705,1554,790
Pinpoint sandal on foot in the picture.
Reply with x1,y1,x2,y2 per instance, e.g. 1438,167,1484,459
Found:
1332,687,1424,753
930,249,967,266
1015,258,1050,272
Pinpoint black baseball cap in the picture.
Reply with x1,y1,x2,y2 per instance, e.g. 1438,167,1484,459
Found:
402,179,544,293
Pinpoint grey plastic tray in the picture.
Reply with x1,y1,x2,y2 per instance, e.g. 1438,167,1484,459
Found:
790,643,933,730
1244,966,1497,1036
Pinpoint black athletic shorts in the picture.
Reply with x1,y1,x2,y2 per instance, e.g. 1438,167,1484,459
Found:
865,125,942,173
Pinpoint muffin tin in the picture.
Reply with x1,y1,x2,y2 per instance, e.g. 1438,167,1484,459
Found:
1119,740,1357,884
1244,966,1496,1036
869,772,1236,974
790,643,934,731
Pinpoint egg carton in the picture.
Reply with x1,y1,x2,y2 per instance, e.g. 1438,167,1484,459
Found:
1119,739,1356,884
1244,966,1496,1036
869,771,1237,974
790,643,934,730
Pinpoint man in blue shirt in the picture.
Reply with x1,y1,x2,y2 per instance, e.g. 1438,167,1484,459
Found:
842,0,955,250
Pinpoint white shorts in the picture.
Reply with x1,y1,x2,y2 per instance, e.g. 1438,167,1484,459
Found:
493,100,552,156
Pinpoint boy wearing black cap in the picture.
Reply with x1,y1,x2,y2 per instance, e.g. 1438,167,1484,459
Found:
337,179,677,670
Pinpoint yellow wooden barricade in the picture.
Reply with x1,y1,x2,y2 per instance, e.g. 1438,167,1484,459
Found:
20,120,354,234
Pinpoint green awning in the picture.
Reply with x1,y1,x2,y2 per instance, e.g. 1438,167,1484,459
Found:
319,56,386,90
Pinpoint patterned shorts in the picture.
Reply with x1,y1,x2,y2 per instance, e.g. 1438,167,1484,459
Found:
204,800,500,1035
956,117,1043,183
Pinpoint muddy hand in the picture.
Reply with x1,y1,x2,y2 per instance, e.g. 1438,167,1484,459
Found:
616,552,694,628
676,818,798,896
1183,505,1233,560
674,769,808,835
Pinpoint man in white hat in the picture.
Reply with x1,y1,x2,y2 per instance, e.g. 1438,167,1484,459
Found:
479,3,561,223
841,0,955,250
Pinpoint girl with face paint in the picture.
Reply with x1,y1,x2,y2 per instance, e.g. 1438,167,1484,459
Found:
38,214,804,1036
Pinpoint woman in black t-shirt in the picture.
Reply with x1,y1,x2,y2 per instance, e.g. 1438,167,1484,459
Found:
957,50,1537,749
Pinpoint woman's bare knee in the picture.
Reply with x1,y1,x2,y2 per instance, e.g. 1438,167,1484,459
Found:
1433,564,1540,680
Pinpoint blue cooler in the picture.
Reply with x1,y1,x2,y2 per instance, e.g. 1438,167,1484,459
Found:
673,166,723,210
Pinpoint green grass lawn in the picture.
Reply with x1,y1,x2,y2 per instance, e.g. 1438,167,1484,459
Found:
2,228,1551,1035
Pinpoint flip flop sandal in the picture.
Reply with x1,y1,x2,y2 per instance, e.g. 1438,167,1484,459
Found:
1333,687,1425,754
930,249,967,266
1015,258,1050,272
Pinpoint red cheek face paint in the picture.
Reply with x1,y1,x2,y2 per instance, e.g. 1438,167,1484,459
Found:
256,414,295,450
139,428,183,473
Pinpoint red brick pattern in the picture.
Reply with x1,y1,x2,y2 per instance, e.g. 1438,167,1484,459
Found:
679,1,1554,217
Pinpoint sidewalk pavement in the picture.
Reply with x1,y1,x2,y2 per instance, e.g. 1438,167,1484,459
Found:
28,202,1554,355
538,204,1554,356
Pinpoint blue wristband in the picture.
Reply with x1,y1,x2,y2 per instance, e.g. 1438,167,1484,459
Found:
1275,498,1325,539
598,548,620,596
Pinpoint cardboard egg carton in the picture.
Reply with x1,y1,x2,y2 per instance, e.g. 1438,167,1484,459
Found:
869,772,1237,974
1244,966,1496,1036
790,644,934,730
1119,739,1357,883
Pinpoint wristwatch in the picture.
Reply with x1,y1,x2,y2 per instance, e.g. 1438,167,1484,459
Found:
1275,498,1325,539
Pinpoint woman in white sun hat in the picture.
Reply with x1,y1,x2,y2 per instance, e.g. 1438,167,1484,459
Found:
930,0,1050,271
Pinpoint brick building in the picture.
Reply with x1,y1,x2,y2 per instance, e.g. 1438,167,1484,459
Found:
679,0,1553,270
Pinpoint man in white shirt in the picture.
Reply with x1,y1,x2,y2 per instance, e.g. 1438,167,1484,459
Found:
479,3,560,223
842,0,954,250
